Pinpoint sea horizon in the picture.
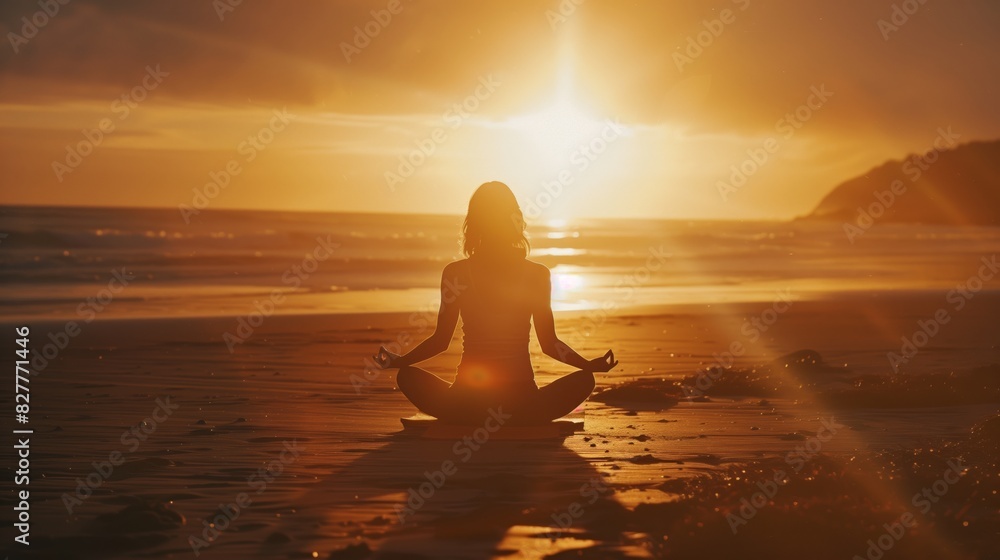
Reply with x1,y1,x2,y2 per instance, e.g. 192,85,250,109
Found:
0,201,805,224
3,204,998,322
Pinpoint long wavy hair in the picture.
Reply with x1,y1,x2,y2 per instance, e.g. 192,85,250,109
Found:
462,181,529,258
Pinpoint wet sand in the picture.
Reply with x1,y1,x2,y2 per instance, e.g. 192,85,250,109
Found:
2,291,999,559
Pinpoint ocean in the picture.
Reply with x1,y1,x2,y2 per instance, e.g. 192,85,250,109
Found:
2,204,999,322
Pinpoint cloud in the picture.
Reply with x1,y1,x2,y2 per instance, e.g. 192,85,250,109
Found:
1,0,999,218
3,0,999,135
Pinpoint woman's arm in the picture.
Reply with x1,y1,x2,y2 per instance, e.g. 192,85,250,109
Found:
532,267,618,372
374,264,462,369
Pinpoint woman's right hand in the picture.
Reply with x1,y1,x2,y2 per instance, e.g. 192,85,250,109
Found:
587,350,619,372
373,345,402,369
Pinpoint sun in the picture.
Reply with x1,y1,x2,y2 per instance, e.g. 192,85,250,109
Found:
504,25,622,166
508,97,609,166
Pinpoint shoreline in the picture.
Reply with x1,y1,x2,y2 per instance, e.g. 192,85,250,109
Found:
6,286,1000,324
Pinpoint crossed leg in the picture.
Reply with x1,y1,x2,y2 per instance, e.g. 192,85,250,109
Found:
526,369,596,423
395,366,455,421
396,366,596,425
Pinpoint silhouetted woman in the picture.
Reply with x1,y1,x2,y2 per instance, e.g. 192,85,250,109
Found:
373,181,617,425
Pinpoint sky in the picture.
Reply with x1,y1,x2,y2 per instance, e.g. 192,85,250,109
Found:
1,0,998,220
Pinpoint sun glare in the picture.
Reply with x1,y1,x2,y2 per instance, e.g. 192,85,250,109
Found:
553,272,584,292
550,268,590,311
509,98,609,165
483,28,639,211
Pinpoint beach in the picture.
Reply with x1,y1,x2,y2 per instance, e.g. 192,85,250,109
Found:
3,285,998,558
5,1,1000,557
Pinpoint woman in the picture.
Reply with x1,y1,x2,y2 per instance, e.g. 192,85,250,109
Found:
373,181,618,426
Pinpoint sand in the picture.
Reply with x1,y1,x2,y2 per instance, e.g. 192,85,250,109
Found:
2,291,999,559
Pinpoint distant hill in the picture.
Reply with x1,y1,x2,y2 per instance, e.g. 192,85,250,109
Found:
803,139,1000,226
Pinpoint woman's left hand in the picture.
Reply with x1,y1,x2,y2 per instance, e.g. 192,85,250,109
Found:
373,345,403,369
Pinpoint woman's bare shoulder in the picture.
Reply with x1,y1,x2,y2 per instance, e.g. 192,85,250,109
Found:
523,259,550,278
443,259,471,275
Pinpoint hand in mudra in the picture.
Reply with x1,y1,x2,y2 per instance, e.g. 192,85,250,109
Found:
373,345,402,369
587,350,618,372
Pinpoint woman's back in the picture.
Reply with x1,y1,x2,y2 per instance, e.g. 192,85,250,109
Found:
452,254,544,392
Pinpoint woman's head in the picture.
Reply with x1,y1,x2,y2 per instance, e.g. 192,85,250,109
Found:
462,181,529,258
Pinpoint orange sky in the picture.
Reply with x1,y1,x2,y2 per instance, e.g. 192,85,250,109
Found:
1,0,999,220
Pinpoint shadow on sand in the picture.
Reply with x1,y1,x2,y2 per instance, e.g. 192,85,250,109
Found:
299,428,637,559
